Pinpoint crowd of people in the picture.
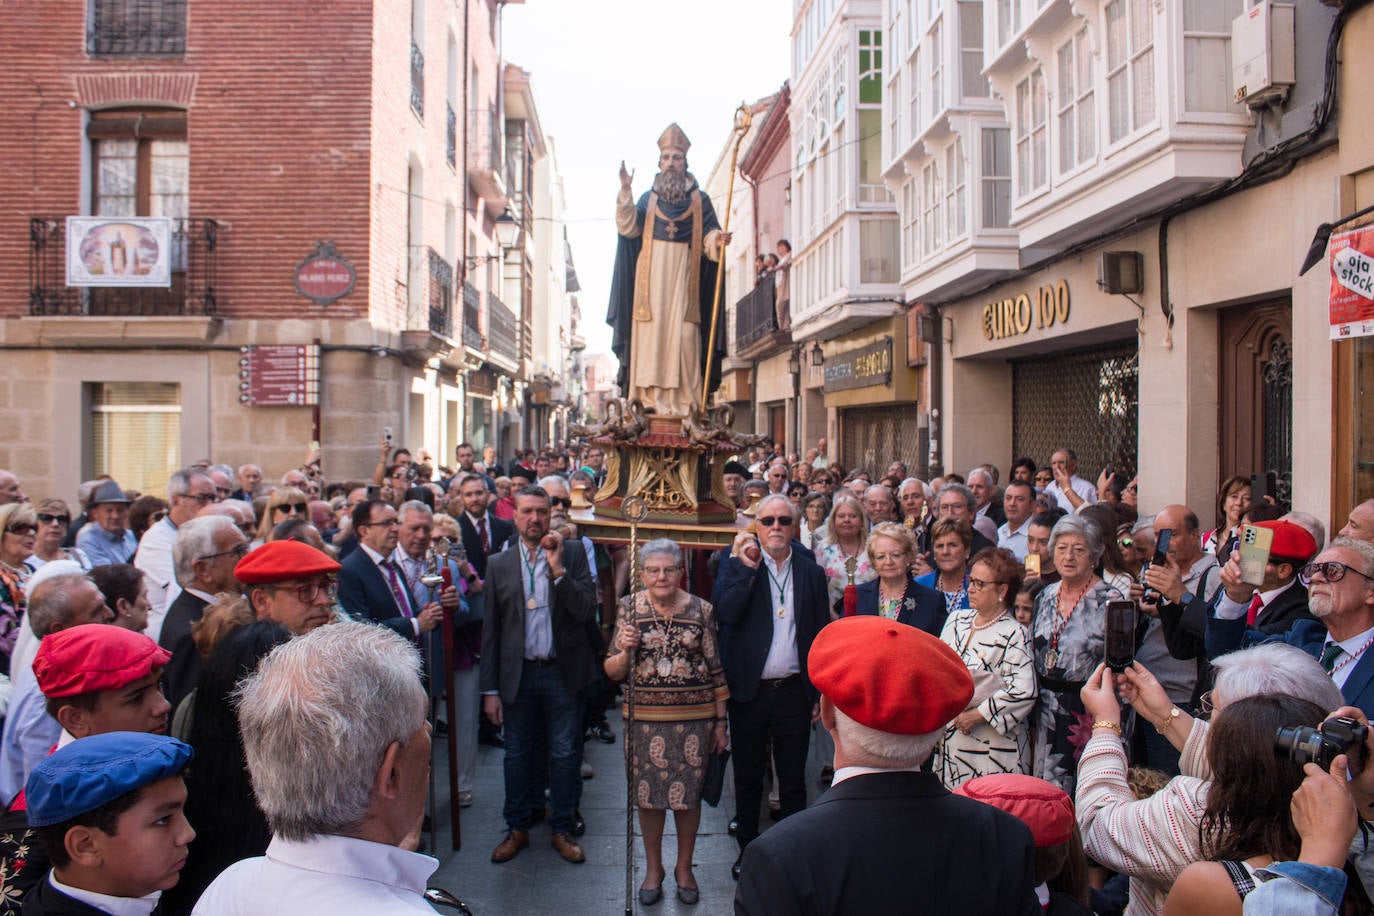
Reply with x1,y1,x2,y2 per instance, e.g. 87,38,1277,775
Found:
0,431,1373,913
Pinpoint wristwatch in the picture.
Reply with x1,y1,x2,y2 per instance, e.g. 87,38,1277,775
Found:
1177,590,1194,606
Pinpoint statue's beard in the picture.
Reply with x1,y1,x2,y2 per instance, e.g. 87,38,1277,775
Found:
652,169,695,204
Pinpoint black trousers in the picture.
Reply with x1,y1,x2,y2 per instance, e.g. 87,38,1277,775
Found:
729,675,811,848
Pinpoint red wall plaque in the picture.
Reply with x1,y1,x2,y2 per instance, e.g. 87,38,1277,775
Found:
294,240,356,306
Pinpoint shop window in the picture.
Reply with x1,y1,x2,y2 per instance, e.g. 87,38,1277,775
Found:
842,405,922,478
1105,0,1155,143
958,2,988,99
1015,68,1047,197
1056,27,1096,173
90,382,181,497
981,127,1012,229
1183,0,1244,112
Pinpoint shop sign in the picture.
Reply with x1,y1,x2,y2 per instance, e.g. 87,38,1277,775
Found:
1329,225,1374,339
824,336,892,392
982,280,1071,340
294,241,357,306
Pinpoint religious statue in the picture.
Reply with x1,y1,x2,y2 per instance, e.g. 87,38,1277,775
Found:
607,123,731,417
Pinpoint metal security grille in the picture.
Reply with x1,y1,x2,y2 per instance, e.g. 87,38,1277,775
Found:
841,405,921,477
1012,343,1138,479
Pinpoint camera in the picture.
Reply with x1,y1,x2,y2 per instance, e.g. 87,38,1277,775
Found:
1275,716,1368,774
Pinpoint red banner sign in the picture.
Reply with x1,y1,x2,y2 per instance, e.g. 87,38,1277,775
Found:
1329,224,1374,339
239,345,319,406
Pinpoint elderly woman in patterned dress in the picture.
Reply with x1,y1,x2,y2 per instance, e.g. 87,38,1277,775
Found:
605,538,728,906
934,547,1037,788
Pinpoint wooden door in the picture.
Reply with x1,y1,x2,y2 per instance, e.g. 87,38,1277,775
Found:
1218,300,1293,505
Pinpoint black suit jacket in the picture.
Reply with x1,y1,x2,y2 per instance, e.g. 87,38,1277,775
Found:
337,547,417,641
980,502,1007,528
735,771,1038,916
854,578,947,636
22,877,112,916
456,511,513,578
159,589,211,714
479,538,601,704
711,543,829,705
1204,580,1314,659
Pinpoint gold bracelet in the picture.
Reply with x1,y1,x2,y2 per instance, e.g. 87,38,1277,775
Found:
1155,707,1182,735
1091,720,1122,734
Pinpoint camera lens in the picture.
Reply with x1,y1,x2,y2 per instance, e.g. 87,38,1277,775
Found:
1274,725,1328,767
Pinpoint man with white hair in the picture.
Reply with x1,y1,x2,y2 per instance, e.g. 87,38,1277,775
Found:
735,615,1037,913
193,621,442,914
0,470,26,506
230,464,262,502
136,468,217,640
968,467,1006,527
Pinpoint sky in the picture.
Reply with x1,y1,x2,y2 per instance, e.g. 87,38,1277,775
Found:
504,0,793,368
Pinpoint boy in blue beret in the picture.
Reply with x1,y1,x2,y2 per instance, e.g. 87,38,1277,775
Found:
23,732,194,916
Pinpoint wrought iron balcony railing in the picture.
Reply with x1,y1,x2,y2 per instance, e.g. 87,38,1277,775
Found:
410,40,425,118
88,0,186,55
462,282,483,351
488,292,518,365
29,217,218,317
735,280,778,352
425,248,453,337
445,104,456,168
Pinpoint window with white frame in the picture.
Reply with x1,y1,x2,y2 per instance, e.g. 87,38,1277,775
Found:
902,178,919,267
1183,0,1243,112
995,0,1019,49
888,0,903,66
908,51,921,141
921,160,943,255
888,70,902,154
927,20,943,124
944,137,967,240
958,2,987,99
1015,68,1047,196
906,0,920,49
1056,27,1095,172
1105,0,1156,143
981,127,1011,229
831,124,845,214
860,218,899,283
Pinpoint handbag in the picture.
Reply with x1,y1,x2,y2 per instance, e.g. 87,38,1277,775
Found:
702,749,730,807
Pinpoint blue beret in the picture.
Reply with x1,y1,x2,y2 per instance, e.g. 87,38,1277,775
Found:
26,732,194,828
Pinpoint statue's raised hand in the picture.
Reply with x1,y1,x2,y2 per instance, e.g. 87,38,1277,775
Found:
619,160,634,191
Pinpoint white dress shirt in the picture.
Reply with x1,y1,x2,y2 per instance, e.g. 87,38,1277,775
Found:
358,544,420,636
1044,475,1097,513
1214,578,1298,620
997,519,1030,560
192,834,439,915
760,550,800,679
134,516,180,641
49,871,159,916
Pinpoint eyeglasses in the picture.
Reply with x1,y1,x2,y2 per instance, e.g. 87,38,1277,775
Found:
757,515,793,528
4,524,37,536
642,566,679,578
268,579,338,604
274,502,308,514
1199,690,1216,717
215,487,232,498
549,496,571,508
184,492,216,504
967,577,1002,591
361,517,400,528
36,514,70,526
199,542,250,562
1300,561,1374,587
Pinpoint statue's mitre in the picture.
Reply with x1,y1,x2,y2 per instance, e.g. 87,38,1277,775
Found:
657,123,691,154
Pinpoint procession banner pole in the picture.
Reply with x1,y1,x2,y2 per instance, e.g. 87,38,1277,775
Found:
699,103,754,413
621,496,648,916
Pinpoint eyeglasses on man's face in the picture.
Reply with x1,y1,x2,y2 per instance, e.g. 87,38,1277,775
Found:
1300,561,1374,587
268,579,338,604
199,542,250,563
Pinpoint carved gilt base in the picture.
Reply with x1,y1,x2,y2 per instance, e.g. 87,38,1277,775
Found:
591,426,737,525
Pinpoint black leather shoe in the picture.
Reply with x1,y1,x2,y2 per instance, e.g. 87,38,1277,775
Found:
727,816,738,836
587,720,615,744
731,852,743,882
571,810,586,837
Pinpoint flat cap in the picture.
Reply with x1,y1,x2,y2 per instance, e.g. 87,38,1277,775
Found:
809,616,972,736
954,774,1075,847
88,481,131,506
34,625,171,698
26,732,193,827
233,539,340,585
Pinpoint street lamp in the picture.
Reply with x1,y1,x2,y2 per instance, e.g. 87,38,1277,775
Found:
810,341,824,367
786,351,801,375
494,207,520,250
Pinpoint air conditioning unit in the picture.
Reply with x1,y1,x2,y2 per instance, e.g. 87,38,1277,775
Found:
1231,1,1295,109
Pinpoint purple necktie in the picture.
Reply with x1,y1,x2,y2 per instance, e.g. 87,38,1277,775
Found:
477,517,490,554
381,559,414,618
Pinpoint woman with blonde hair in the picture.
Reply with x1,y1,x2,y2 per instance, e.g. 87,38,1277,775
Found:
254,486,308,545
814,493,874,614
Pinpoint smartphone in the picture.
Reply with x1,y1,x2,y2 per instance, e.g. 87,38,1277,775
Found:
1151,529,1173,568
1104,600,1137,672
384,426,394,444
1250,471,1277,505
1238,523,1274,587
1024,553,1041,576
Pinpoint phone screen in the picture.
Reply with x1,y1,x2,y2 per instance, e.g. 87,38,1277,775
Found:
1151,529,1172,568
1104,600,1136,672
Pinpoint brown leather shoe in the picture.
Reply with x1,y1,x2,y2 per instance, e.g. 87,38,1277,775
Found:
490,830,529,863
551,831,586,863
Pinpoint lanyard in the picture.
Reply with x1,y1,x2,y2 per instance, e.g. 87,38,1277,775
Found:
765,558,792,612
522,543,541,602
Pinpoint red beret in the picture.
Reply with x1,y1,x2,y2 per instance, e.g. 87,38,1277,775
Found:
809,616,973,736
1256,520,1318,563
234,540,340,585
954,774,1075,847
34,625,171,698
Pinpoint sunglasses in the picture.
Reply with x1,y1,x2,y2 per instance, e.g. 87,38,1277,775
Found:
1118,537,1133,548
758,515,794,528
1300,561,1374,587
549,496,571,508
37,514,70,526
274,502,308,514
5,524,37,536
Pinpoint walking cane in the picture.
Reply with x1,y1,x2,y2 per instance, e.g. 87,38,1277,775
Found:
620,497,648,916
